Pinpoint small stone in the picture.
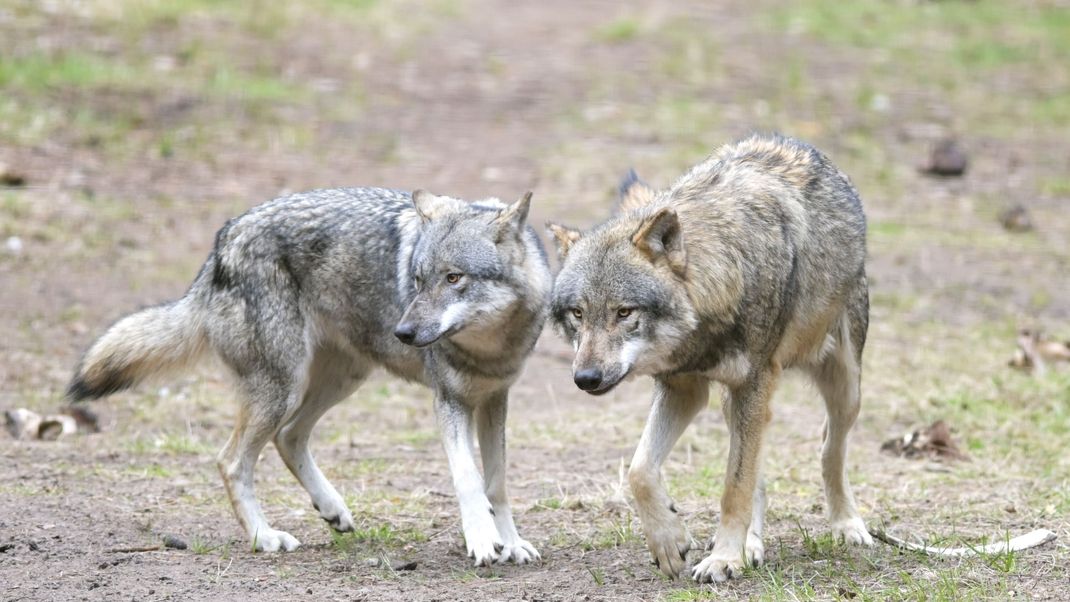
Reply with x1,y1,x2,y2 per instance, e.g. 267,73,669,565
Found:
162,534,187,550
998,204,1033,232
4,236,22,255
0,163,27,187
390,560,418,571
922,138,968,176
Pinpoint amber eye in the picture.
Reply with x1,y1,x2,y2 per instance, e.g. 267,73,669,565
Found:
617,307,633,319
571,308,583,320
446,273,462,284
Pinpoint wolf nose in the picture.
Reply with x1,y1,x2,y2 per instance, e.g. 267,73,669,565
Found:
574,368,604,391
394,323,417,345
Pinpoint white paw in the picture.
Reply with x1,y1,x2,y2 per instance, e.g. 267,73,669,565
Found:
691,549,746,583
643,515,691,578
253,528,301,552
745,532,765,567
464,521,503,567
707,531,764,566
316,498,355,533
496,537,540,565
831,517,873,546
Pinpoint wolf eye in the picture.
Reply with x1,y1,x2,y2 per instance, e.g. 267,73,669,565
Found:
446,273,463,284
617,307,633,319
570,308,583,320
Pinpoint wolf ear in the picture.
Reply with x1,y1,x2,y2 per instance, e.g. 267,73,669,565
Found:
618,169,657,213
494,191,533,242
412,189,447,223
546,222,582,260
631,207,686,276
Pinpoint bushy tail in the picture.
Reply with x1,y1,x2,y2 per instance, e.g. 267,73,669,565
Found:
66,297,208,402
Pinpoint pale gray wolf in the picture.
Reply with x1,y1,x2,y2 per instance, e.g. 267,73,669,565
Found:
547,134,872,583
67,187,550,566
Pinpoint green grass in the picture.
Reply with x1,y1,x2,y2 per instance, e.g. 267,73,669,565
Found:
596,18,642,43
770,1,1070,68
125,432,215,456
330,522,428,553
0,51,306,102
584,517,642,550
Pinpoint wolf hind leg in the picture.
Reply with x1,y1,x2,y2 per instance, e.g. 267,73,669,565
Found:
217,379,300,552
811,313,872,546
275,349,368,534
629,373,709,579
476,395,539,565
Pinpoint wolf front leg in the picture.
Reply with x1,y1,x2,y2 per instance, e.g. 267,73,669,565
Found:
476,394,540,564
629,373,709,578
692,367,777,583
436,395,502,566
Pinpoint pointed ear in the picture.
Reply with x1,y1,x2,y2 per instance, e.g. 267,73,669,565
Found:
631,208,686,276
411,189,436,223
618,168,657,213
546,222,582,261
494,191,532,242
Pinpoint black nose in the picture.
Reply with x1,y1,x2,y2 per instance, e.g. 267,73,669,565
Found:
394,323,416,345
574,368,604,391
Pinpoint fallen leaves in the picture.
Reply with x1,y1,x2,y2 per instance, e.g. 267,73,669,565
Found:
1008,329,1070,375
881,419,967,462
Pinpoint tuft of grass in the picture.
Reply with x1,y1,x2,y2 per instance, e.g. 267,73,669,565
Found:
596,18,642,43
189,536,216,555
330,522,428,553
584,517,642,550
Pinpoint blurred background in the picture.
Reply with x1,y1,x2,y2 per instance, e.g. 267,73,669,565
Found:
1,1,1068,600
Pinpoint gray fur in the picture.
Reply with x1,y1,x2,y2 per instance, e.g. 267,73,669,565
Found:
68,187,549,564
548,134,873,582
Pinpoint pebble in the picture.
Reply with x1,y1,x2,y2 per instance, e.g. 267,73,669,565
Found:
4,236,22,255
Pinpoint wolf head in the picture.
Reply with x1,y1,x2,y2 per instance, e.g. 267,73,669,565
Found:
394,189,539,349
547,175,697,395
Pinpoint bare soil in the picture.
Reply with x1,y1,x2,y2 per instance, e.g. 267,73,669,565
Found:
2,1,1068,600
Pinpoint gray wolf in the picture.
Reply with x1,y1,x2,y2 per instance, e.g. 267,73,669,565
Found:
67,187,550,565
547,134,872,582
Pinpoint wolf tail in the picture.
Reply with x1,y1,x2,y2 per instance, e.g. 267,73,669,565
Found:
66,296,208,402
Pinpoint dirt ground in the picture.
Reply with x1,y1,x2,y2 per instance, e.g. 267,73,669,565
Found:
1,1,1069,600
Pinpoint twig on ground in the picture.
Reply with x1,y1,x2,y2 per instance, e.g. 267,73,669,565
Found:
871,528,1056,557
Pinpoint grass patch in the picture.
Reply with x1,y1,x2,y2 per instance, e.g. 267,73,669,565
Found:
330,522,428,553
125,432,214,456
596,18,642,43
770,1,1070,68
584,517,642,550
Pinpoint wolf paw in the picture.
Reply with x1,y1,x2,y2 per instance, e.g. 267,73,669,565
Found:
831,517,873,546
253,528,300,553
707,531,764,566
745,532,765,566
465,522,504,567
316,498,355,533
644,517,691,578
691,549,746,583
496,537,540,565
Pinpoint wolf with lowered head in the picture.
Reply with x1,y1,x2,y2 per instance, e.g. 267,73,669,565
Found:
548,134,872,583
67,187,549,566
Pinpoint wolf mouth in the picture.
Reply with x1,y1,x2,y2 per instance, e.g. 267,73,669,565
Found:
583,371,628,396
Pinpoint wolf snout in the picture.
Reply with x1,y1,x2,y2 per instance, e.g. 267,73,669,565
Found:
394,323,417,345
574,368,604,391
